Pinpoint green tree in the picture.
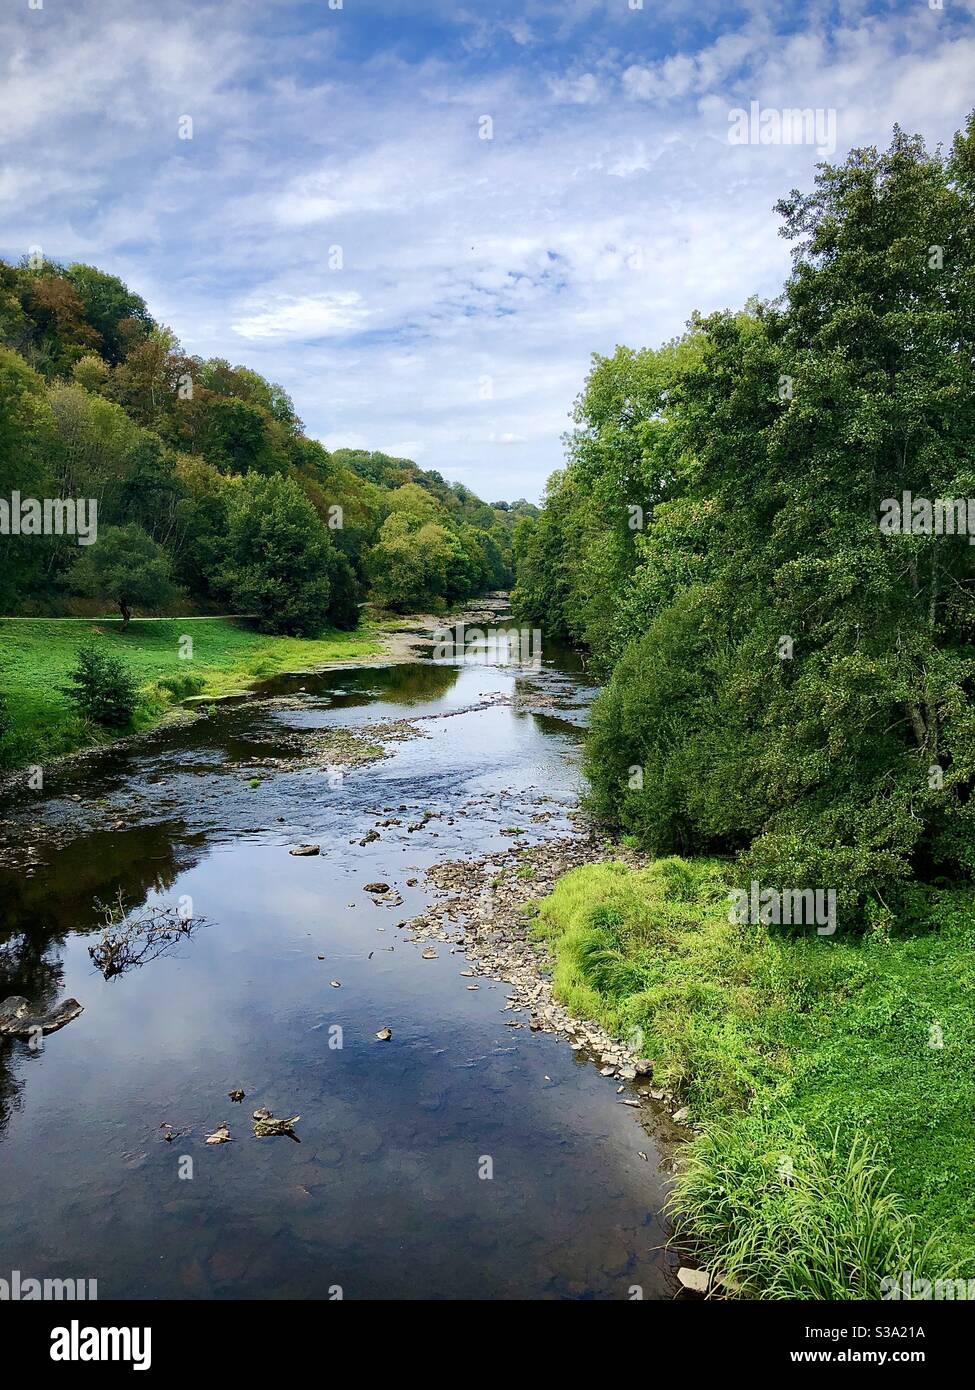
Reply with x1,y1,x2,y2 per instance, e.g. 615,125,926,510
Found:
325,548,361,630
218,473,333,635
0,346,54,608
202,395,273,474
367,517,457,612
72,523,176,628
72,353,111,394
534,116,975,918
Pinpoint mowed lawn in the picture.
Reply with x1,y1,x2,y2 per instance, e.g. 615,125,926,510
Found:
0,616,381,765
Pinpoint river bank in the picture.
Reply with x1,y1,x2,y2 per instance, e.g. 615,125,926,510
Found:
404,833,691,1126
0,597,514,781
448,840,975,1298
0,615,375,773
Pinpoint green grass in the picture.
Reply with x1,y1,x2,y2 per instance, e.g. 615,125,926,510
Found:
532,857,975,1296
0,616,381,768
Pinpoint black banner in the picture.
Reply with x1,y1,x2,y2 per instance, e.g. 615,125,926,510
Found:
3,1297,967,1375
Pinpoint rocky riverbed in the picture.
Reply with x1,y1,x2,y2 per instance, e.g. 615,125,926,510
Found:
399,830,696,1150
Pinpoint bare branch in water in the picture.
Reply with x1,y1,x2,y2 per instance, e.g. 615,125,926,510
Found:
88,890,208,979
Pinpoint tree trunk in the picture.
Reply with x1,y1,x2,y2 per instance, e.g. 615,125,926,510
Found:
119,599,131,631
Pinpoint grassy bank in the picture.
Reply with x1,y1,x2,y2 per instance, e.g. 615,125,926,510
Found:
532,857,975,1297
0,616,381,769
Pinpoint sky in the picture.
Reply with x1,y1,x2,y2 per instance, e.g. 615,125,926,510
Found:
2,0,974,503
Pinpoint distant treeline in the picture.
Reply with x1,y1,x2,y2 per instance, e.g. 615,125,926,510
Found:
0,256,537,633
513,115,975,919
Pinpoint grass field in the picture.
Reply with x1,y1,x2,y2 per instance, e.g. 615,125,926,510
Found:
0,616,381,768
532,857,975,1297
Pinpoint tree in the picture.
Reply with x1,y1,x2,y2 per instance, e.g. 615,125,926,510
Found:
110,328,193,434
171,455,231,599
0,346,54,608
72,524,176,628
218,474,333,635
367,517,457,611
25,272,102,371
0,249,513,633
534,116,975,919
325,548,361,630
64,264,154,365
72,353,110,394
117,434,184,547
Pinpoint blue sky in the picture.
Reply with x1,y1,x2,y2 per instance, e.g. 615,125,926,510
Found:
2,0,974,501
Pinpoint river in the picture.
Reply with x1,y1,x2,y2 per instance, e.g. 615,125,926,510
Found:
0,618,679,1300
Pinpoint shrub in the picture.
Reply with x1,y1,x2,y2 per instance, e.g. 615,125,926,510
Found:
62,641,138,728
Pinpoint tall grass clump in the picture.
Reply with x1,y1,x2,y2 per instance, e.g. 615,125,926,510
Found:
671,1119,939,1299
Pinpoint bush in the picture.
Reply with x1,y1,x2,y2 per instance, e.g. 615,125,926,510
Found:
62,641,138,728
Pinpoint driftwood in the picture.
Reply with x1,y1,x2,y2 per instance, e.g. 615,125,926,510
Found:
88,891,207,979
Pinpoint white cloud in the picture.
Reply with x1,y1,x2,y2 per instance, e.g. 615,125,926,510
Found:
231,293,368,341
547,71,602,104
623,53,698,102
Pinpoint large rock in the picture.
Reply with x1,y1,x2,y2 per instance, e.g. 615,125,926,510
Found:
0,995,84,1037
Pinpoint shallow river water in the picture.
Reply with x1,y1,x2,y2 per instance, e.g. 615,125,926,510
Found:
0,628,679,1299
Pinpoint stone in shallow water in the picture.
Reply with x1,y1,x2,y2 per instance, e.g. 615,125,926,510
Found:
289,843,321,856
677,1266,710,1294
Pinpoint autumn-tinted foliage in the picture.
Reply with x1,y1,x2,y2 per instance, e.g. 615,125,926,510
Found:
0,255,527,632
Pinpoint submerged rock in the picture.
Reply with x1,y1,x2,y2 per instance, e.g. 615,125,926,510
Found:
159,1122,190,1143
289,844,321,856
252,1109,300,1140
0,995,84,1038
